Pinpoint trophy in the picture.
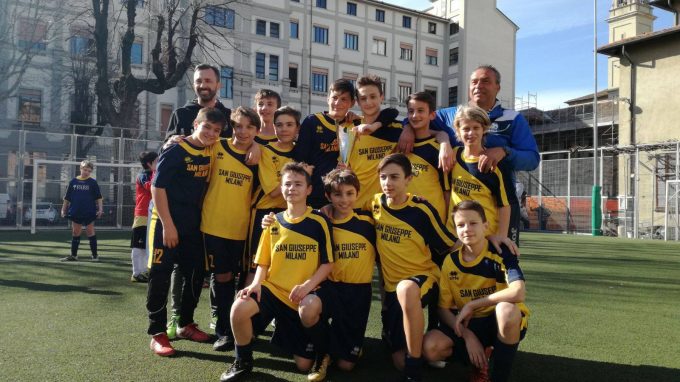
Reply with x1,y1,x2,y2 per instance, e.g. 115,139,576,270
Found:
337,122,356,165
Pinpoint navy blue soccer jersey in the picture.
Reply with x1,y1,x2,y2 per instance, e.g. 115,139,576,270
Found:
152,139,211,234
64,176,102,218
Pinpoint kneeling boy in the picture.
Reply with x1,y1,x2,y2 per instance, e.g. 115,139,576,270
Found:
222,162,334,382
423,200,529,382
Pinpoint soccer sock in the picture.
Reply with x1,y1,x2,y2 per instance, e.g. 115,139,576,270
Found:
131,248,146,275
404,353,423,380
235,343,253,362
71,236,80,258
213,278,235,337
88,235,97,257
304,319,329,357
491,339,519,382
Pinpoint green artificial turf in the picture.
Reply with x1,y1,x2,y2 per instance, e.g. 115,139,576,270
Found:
0,231,678,381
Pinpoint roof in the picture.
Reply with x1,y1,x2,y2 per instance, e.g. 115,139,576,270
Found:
597,24,680,57
564,90,613,105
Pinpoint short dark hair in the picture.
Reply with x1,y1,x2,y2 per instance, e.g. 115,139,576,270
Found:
378,153,412,178
356,74,383,96
194,63,220,80
195,107,227,129
281,162,312,187
474,65,501,85
452,200,487,223
329,79,356,101
407,91,436,113
139,151,159,170
231,106,261,131
323,168,360,195
254,89,282,108
274,106,302,127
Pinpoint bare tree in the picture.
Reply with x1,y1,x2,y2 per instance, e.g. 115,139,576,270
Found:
91,0,240,132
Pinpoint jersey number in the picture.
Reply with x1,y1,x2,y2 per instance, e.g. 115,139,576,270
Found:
208,254,215,269
153,248,164,264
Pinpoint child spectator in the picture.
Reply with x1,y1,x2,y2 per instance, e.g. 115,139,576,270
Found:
130,151,158,282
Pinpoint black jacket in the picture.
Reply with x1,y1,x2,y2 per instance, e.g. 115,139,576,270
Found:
165,99,232,139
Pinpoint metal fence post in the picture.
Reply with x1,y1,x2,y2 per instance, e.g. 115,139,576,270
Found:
567,151,571,233
634,147,640,239
117,132,124,229
16,130,26,228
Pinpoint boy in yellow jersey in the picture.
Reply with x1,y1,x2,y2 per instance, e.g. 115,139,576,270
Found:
254,89,281,145
446,105,515,242
423,201,529,382
321,169,376,373
372,153,456,381
201,106,260,352
246,106,300,285
147,108,222,357
222,163,334,382
404,92,451,222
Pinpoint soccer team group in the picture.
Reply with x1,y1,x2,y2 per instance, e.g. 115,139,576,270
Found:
60,63,540,382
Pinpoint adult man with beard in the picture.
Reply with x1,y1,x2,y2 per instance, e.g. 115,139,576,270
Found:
166,64,233,138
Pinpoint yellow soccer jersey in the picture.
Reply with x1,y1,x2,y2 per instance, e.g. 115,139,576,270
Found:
406,136,450,221
439,241,530,320
255,207,334,309
371,193,455,294
201,139,258,240
252,144,295,210
329,210,376,284
349,121,402,209
447,147,512,236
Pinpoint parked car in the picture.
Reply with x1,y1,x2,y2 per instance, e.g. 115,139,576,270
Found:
24,202,59,223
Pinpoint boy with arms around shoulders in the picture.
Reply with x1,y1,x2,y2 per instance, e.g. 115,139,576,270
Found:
222,162,334,382
371,153,456,381
147,108,223,357
254,89,282,145
423,201,529,382
201,107,261,351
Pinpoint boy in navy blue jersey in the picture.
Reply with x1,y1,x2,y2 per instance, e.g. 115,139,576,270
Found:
146,107,223,357
60,160,103,262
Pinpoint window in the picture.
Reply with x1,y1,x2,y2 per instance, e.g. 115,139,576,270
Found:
17,89,42,123
425,87,437,105
428,22,437,34
372,38,386,56
289,65,298,88
313,26,328,44
380,78,386,94
256,52,265,79
131,42,143,65
312,69,328,93
347,2,357,15
656,154,677,211
316,0,326,9
448,86,458,106
398,83,412,104
343,72,358,88
290,21,299,39
449,47,459,66
270,22,280,38
160,104,174,132
17,19,47,51
449,22,460,35
376,9,385,22
256,20,267,36
204,7,235,29
344,32,359,50
220,66,233,99
425,48,438,65
399,43,413,61
402,16,411,29
70,35,93,56
269,55,279,81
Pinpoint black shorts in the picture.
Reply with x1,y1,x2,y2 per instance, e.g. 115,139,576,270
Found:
325,281,372,363
246,208,284,274
383,275,438,353
251,286,315,359
148,216,207,272
437,312,527,364
69,214,96,226
204,234,244,274
509,202,520,246
130,225,147,249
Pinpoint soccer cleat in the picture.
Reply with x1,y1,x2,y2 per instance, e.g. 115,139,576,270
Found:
177,323,211,342
468,347,493,382
60,255,78,262
213,335,234,352
166,314,179,340
131,273,149,283
150,333,175,357
307,354,331,382
220,359,253,382
91,254,99,262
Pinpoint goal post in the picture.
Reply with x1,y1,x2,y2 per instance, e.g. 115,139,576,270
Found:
665,179,680,242
31,159,141,234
